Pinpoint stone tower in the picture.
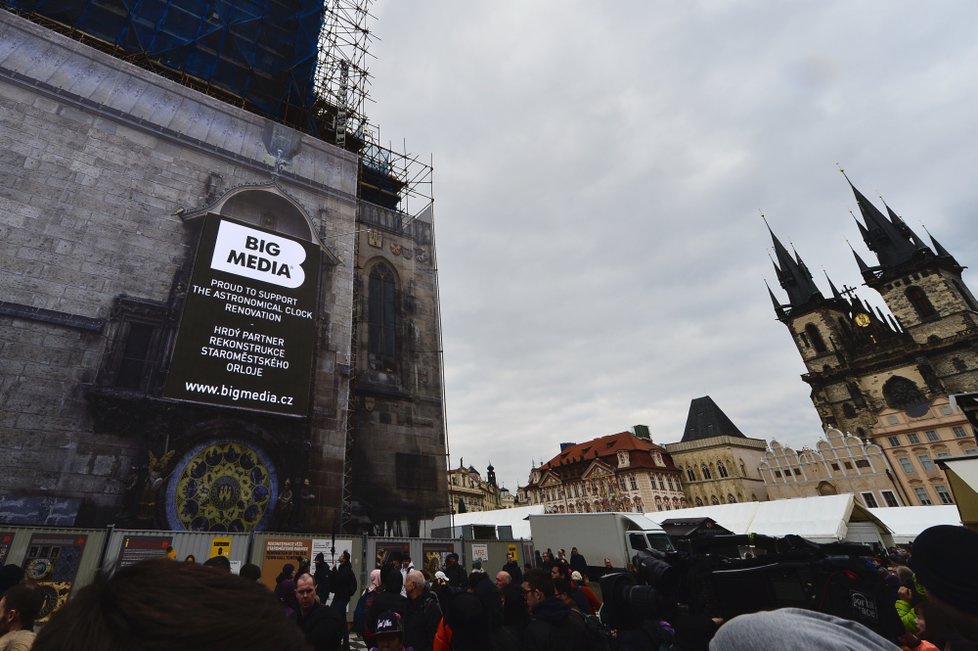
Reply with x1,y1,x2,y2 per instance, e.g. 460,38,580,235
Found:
768,176,978,438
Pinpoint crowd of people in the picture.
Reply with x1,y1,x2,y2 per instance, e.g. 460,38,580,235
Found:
0,524,974,650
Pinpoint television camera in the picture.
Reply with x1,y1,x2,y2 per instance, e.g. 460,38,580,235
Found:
599,533,903,642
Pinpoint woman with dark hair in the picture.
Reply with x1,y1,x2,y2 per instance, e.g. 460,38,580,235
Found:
32,558,309,651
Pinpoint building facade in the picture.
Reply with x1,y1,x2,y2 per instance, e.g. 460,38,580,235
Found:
524,427,687,514
665,396,769,505
447,462,509,514
0,7,448,533
759,428,902,508
871,397,977,506
767,175,978,506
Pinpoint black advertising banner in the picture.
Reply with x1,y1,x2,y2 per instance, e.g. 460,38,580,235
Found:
164,215,320,415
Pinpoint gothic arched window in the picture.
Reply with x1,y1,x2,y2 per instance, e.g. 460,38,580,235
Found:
694,497,704,507
710,495,720,505
905,286,937,320
726,494,737,504
805,323,827,353
368,263,398,366
701,464,712,480
717,461,728,478
686,466,696,481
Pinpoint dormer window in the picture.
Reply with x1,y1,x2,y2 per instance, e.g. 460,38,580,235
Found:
617,450,630,467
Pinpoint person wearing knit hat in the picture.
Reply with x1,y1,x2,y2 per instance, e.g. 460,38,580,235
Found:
910,524,978,649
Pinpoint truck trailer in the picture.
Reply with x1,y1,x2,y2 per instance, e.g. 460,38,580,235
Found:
527,512,673,576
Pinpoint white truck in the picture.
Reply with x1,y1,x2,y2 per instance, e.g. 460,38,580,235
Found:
527,512,674,575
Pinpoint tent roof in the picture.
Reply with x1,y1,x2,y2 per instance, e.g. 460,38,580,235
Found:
649,494,891,543
867,506,962,543
650,502,758,536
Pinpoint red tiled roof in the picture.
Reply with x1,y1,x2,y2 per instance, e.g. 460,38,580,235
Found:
539,431,674,470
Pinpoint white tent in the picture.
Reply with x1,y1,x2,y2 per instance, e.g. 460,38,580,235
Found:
867,506,962,544
648,494,893,546
429,504,544,539
652,501,758,536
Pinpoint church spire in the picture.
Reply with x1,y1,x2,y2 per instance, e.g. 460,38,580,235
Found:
843,172,923,268
883,200,931,254
766,220,824,308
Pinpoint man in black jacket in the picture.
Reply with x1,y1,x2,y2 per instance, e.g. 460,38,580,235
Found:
502,552,522,585
403,570,441,651
568,547,587,578
443,553,467,589
521,569,587,651
329,551,357,649
294,573,345,651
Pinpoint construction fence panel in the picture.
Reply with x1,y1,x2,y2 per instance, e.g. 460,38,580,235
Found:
0,526,107,622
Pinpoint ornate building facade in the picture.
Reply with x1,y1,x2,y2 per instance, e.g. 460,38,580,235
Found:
665,396,769,505
767,175,978,506
524,427,687,514
759,428,902,508
447,462,510,514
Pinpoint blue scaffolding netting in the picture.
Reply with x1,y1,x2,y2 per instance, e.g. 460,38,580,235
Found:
3,0,324,128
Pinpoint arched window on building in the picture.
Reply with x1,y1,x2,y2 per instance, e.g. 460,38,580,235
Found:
805,323,827,353
694,497,704,507
701,464,712,480
686,466,696,481
368,263,398,369
717,461,728,478
710,495,720,505
906,285,937,320
726,494,737,504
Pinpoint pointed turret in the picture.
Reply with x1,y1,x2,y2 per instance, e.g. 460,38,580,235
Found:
883,202,930,254
824,272,846,302
766,280,786,319
844,173,920,267
766,222,824,308
849,242,874,281
922,225,963,269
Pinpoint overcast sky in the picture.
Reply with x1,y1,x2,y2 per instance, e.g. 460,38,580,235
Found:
364,1,978,491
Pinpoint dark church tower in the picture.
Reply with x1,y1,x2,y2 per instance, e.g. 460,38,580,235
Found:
767,177,978,438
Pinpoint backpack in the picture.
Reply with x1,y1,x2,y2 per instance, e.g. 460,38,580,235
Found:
352,590,375,635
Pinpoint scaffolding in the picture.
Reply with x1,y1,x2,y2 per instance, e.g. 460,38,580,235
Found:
313,0,374,150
